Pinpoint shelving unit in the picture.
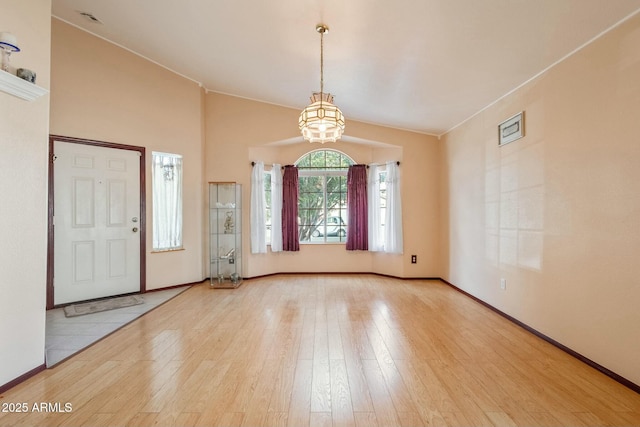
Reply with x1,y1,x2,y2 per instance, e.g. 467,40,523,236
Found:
209,182,242,288
0,69,48,101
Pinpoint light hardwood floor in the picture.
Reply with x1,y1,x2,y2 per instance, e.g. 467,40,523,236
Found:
1,274,639,427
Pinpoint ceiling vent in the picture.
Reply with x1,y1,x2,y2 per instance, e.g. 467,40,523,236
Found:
77,11,103,24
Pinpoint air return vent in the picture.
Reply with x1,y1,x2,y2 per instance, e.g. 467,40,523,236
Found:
77,11,103,24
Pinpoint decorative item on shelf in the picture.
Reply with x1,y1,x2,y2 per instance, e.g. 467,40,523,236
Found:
298,24,345,144
215,202,236,208
0,32,20,73
17,68,35,83
217,273,225,284
224,211,234,233
219,247,235,259
230,273,240,284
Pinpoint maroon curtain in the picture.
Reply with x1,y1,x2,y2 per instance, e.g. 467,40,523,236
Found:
282,165,300,251
346,164,368,251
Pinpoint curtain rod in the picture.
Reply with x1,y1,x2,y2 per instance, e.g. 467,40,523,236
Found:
367,161,400,168
252,161,399,167
251,162,285,169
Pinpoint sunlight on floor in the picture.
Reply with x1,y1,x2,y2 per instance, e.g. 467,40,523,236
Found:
45,287,190,367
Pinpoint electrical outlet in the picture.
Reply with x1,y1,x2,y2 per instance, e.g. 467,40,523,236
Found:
411,255,417,264
500,278,507,290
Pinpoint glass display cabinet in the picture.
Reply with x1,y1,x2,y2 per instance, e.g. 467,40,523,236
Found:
209,182,242,288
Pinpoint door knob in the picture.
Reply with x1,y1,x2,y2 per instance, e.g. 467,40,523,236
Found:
132,227,139,232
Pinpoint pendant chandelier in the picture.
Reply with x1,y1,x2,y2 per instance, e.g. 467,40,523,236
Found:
298,24,345,144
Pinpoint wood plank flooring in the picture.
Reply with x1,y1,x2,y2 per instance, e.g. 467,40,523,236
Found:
1,274,639,427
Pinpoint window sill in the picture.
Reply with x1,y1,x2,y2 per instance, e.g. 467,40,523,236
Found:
267,243,347,247
151,247,185,254
300,242,347,246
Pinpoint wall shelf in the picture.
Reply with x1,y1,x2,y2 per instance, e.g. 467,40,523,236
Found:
0,69,48,101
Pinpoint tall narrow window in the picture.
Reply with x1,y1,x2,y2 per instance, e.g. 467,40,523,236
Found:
380,170,387,240
384,161,403,253
368,163,401,253
264,170,272,245
152,152,183,251
250,161,266,253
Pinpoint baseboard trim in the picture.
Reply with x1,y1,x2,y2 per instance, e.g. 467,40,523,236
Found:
145,279,206,292
243,272,436,281
50,281,202,310
438,278,640,395
0,363,46,395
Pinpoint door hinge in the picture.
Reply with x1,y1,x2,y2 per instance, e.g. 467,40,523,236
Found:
51,153,58,163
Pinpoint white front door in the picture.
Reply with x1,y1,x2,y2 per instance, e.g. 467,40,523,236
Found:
53,141,141,305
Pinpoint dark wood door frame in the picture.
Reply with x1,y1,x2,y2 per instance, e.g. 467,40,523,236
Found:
47,135,146,309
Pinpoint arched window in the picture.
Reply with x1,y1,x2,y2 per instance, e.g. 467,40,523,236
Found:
295,150,354,243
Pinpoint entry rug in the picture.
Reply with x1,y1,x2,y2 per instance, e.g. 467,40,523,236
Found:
63,295,144,317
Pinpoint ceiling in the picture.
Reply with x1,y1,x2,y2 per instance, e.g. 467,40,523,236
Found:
51,0,640,136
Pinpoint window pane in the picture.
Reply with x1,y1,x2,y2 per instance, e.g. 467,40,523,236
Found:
299,176,323,193
299,208,323,242
339,192,347,210
338,215,347,242
380,172,387,228
264,173,272,202
310,150,326,167
299,208,323,226
326,150,341,168
325,176,344,211
325,175,341,190
297,155,311,168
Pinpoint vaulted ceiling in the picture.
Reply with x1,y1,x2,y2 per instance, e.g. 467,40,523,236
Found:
51,0,640,135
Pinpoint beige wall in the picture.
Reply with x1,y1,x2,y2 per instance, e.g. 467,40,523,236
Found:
50,19,205,289
0,0,51,387
441,14,640,385
204,93,440,278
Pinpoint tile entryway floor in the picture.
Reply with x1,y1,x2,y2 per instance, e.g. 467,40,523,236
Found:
45,286,190,367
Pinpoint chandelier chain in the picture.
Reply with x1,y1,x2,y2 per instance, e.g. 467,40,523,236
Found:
320,28,324,107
